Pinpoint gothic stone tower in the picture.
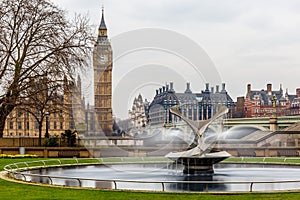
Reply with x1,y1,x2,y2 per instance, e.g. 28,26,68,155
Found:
93,8,113,135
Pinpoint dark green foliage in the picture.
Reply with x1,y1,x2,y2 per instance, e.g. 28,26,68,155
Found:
61,130,77,147
43,135,59,147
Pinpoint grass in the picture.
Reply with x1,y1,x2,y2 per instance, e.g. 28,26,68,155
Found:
0,158,46,170
2,175,300,200
223,157,300,164
2,157,300,199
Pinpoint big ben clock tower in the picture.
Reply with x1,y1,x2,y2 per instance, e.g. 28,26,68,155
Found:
93,7,113,135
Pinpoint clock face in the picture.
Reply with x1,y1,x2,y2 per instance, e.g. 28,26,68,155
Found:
99,54,108,64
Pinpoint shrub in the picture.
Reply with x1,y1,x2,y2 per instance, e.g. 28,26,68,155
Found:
43,135,59,147
61,130,77,147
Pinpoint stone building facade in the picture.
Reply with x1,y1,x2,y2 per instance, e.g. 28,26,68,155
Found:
3,77,84,137
128,94,149,129
148,82,235,126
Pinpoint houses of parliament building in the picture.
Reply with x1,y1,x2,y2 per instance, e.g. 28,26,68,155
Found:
3,8,114,138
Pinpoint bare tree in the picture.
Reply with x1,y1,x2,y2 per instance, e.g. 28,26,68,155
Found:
0,0,94,137
20,75,68,146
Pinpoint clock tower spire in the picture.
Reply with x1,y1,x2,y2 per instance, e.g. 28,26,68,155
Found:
98,6,107,40
93,6,113,135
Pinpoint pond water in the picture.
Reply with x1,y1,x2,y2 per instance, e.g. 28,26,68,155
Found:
23,163,300,192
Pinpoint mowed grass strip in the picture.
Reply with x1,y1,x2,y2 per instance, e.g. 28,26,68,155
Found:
224,157,300,164
2,176,300,200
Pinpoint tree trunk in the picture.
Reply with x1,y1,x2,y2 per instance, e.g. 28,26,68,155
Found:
0,104,15,137
0,117,6,137
38,122,43,146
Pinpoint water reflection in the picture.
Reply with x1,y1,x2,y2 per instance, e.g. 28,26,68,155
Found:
167,174,227,192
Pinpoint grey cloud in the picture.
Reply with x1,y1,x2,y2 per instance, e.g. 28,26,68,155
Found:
51,0,300,103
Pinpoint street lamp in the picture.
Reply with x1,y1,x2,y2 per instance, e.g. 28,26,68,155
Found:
45,111,50,138
271,95,277,117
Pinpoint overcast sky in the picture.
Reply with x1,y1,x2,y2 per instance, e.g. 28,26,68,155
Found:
52,0,300,118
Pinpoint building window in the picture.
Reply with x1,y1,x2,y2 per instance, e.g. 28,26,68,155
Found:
54,122,57,130
26,122,30,130
60,122,63,130
70,121,75,129
18,122,22,129
35,110,40,117
9,122,13,129
18,110,22,117
35,122,39,130
90,115,94,131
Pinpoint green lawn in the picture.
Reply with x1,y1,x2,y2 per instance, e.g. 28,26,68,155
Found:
2,176,300,200
224,157,300,164
1,158,300,200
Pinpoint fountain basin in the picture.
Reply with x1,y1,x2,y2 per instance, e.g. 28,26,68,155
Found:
11,160,300,192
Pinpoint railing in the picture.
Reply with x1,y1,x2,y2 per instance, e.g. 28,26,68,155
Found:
7,171,300,192
4,157,171,171
4,157,300,193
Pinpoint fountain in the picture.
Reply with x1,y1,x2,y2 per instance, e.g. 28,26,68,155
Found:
165,105,231,174
8,104,300,192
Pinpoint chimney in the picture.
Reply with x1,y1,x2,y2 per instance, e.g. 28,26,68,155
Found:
187,82,190,90
205,83,209,92
159,88,162,94
156,89,159,95
222,83,226,92
211,87,214,94
247,84,251,94
163,86,166,93
285,89,289,99
216,85,220,93
267,83,272,94
297,88,300,98
170,82,174,92
185,82,192,93
166,84,169,92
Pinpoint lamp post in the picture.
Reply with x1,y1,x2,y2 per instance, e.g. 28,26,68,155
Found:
272,95,277,117
270,95,278,131
45,111,50,138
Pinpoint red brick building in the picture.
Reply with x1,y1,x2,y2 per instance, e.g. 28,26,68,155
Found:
244,84,299,118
